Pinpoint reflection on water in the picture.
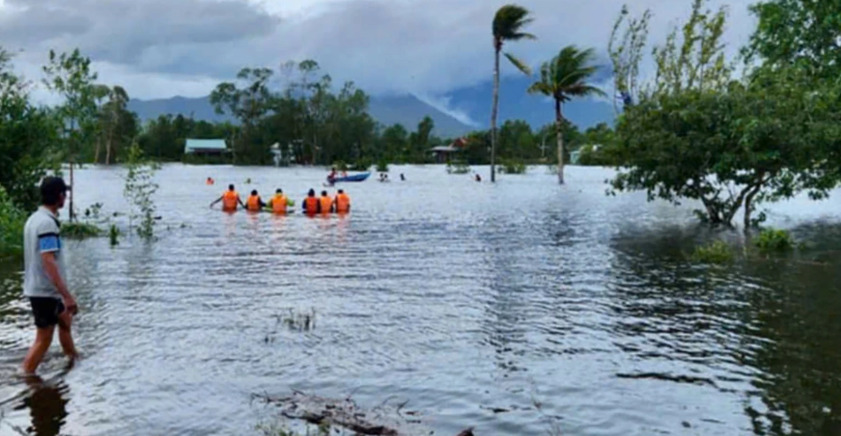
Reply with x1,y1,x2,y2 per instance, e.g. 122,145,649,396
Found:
1,165,840,435
18,376,70,436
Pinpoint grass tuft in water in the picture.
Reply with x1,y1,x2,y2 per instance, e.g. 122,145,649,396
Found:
691,241,734,264
755,228,794,253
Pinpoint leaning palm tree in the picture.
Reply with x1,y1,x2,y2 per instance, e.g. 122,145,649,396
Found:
491,4,535,183
528,46,605,184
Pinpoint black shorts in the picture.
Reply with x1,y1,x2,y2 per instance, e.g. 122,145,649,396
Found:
29,297,65,329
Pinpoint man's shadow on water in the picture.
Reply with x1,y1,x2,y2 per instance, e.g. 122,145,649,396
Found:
5,375,69,436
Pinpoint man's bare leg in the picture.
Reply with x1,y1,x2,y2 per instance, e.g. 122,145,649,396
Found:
22,326,55,374
57,312,78,361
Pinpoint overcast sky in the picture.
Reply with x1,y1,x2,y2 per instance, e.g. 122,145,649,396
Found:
0,0,755,106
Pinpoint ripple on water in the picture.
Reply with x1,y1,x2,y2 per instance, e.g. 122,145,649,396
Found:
2,165,841,435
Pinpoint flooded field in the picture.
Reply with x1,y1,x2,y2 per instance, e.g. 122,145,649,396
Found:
2,164,841,435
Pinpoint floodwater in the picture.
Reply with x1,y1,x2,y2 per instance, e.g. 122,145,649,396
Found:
2,165,841,436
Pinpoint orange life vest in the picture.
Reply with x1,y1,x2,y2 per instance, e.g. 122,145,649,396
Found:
271,194,288,214
319,196,333,213
304,197,319,214
246,195,261,212
222,191,239,211
335,193,350,213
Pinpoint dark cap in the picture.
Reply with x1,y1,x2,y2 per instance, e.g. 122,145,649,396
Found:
40,176,69,205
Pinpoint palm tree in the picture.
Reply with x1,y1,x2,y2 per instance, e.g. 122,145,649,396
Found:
528,46,605,184
491,5,535,183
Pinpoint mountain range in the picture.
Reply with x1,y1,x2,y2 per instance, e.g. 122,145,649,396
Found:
127,77,614,138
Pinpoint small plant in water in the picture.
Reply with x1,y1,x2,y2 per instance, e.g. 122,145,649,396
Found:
375,158,389,173
755,228,794,253
109,224,120,246
123,143,159,241
691,240,733,264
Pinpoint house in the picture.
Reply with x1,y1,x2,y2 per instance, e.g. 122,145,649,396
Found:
430,138,468,163
184,139,229,157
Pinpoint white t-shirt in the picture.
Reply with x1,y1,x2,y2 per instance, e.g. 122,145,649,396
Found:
23,207,67,299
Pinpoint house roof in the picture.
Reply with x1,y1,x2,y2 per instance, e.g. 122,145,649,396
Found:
430,145,459,153
185,139,227,153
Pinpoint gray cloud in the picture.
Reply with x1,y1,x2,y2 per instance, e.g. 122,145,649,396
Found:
0,0,755,102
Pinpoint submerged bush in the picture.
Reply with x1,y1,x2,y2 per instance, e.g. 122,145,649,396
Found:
62,222,102,239
109,224,120,246
691,240,734,264
375,159,389,173
755,228,794,253
447,160,471,174
500,159,527,174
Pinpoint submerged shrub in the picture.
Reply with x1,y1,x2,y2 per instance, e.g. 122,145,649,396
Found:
755,228,794,253
691,240,734,264
447,160,471,174
500,159,527,174
62,222,102,239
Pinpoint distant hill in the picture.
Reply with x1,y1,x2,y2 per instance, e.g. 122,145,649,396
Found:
128,94,475,138
444,76,616,130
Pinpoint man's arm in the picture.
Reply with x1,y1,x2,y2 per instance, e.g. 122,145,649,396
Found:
238,197,246,208
41,252,77,314
209,196,223,208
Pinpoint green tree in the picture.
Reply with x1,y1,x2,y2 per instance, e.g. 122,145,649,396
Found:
408,116,435,162
95,86,137,164
0,49,59,209
608,5,652,111
380,124,409,162
746,0,841,79
210,67,274,164
609,0,841,227
42,49,102,220
491,4,535,183
527,46,605,183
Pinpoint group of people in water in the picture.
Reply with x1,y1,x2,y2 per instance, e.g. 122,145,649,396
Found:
210,184,350,215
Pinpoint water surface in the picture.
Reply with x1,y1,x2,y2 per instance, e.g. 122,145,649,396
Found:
2,165,841,435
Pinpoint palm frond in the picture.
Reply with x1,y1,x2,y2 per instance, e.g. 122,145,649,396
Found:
493,5,535,41
504,52,532,76
527,45,604,103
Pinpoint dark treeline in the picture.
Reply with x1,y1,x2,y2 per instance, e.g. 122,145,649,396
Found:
138,59,605,167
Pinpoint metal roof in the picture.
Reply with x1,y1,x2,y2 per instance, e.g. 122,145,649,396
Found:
185,139,227,153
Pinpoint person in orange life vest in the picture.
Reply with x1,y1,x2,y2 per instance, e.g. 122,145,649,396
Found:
319,190,334,214
206,177,214,185
334,189,350,213
246,190,266,212
210,184,245,211
268,189,289,214
303,189,320,215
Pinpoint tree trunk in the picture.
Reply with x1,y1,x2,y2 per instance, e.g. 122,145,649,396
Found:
555,99,565,184
94,139,101,164
69,161,75,222
743,185,762,230
490,45,500,183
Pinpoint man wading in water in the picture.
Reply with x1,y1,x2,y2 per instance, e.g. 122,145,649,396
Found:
21,177,79,374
